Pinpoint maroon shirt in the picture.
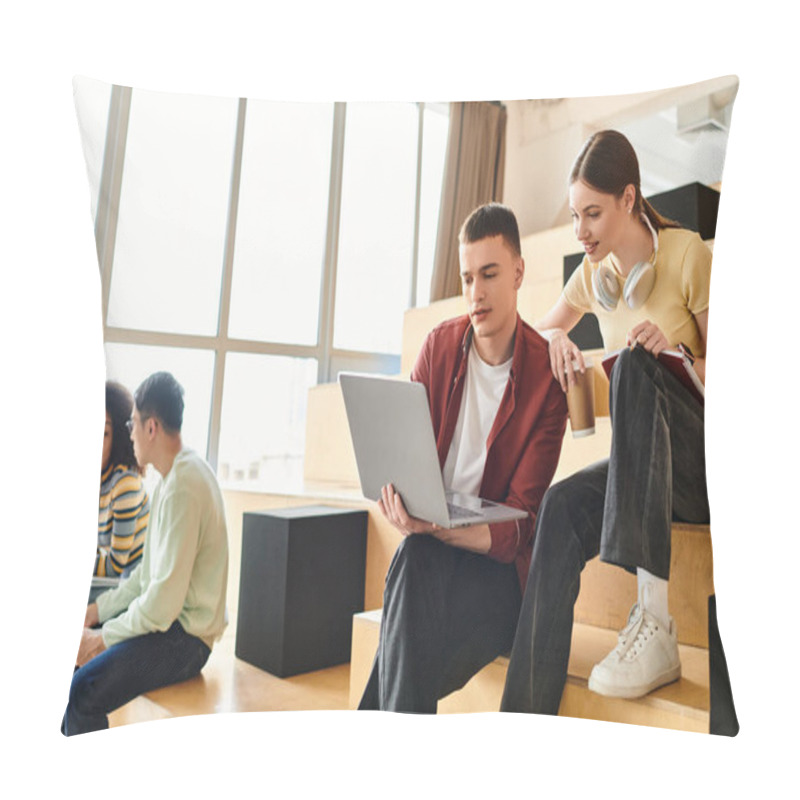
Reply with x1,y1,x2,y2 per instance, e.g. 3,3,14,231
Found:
411,313,567,591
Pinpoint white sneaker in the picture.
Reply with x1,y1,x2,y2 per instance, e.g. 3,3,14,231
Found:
588,604,681,699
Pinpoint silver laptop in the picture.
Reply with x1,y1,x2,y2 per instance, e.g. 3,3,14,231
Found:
338,372,528,529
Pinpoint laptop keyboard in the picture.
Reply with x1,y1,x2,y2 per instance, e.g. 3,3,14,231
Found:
447,503,481,520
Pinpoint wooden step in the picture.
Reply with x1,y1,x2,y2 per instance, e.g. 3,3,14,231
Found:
561,622,708,733
348,610,709,732
303,381,360,487
576,522,714,648
107,457,712,731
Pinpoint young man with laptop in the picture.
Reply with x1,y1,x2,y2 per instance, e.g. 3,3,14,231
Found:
355,203,567,712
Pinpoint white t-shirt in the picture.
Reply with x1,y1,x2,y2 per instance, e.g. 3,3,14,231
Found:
442,343,512,496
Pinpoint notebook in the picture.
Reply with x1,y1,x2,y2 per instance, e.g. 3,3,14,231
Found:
602,346,704,406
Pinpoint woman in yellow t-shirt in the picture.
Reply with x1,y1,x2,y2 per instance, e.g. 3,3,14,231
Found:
502,130,732,728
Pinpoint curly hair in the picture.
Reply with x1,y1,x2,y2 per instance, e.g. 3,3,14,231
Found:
105,380,143,474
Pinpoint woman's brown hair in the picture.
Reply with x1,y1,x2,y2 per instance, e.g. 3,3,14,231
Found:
105,380,144,475
569,129,679,231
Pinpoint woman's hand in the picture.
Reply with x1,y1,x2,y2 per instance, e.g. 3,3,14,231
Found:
547,329,585,392
378,484,440,537
627,320,669,357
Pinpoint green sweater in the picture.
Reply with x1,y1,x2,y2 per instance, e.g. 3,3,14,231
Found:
97,450,229,650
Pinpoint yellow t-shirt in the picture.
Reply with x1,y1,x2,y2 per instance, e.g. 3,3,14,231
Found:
562,227,711,355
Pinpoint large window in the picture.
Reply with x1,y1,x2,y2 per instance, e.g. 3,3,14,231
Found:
91,83,448,489
107,91,237,336
228,100,334,346
217,353,318,489
334,102,420,354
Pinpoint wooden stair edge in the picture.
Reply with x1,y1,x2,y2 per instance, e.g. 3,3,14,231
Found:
109,615,710,731
351,610,709,729
568,622,709,719
563,675,709,724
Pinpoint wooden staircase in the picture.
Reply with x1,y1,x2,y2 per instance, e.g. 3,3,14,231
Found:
108,221,717,734
340,221,717,731
349,614,710,732
348,519,713,733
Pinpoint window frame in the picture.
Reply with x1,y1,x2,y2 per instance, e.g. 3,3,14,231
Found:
95,86,447,471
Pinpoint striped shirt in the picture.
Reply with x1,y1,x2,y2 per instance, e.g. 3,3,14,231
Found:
96,464,150,578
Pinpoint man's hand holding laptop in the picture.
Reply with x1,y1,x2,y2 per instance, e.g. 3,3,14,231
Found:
378,483,441,537
378,482,492,554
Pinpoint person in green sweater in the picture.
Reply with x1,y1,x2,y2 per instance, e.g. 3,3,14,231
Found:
62,371,229,736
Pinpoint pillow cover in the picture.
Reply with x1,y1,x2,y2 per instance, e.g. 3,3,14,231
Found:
70,73,739,736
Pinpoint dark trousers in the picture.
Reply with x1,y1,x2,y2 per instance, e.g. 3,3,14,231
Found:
61,620,211,736
501,346,710,715
359,534,521,713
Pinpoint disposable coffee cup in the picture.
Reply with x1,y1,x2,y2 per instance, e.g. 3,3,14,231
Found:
565,358,595,437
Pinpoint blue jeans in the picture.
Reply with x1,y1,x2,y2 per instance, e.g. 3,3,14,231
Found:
501,346,710,715
358,535,521,713
61,620,211,736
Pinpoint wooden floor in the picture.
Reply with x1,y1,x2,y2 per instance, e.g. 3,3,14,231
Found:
105,406,715,731
109,610,352,728
110,604,710,732
108,485,370,728
108,503,714,731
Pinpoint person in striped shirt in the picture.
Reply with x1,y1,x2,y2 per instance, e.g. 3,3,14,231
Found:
95,382,150,588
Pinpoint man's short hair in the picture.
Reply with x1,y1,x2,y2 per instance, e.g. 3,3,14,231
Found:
134,371,185,434
458,202,521,258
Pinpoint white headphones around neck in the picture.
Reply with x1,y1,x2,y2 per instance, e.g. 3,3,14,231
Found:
591,213,659,311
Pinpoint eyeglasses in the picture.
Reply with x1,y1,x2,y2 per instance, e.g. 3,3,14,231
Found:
126,415,149,433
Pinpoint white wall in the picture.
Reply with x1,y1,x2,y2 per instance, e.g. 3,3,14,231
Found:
502,75,739,238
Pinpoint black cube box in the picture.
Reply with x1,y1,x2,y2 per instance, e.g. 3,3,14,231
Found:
648,182,720,241
235,505,368,678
